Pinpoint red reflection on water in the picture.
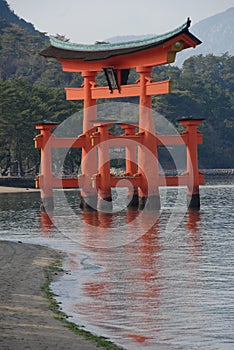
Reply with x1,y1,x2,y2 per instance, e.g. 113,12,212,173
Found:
187,211,201,233
39,206,204,348
82,210,99,226
186,211,202,256
79,209,162,344
40,211,55,235
126,210,161,294
84,281,109,298
81,210,115,298
127,334,150,343
79,210,115,249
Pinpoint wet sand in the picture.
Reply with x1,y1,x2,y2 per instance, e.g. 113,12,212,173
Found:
0,186,39,193
0,241,109,350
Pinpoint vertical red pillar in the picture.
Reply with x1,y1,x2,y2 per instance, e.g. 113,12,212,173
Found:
80,70,98,210
35,122,58,211
180,118,204,210
136,67,160,210
97,123,112,211
121,124,139,208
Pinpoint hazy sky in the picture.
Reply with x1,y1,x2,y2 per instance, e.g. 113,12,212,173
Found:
6,0,234,43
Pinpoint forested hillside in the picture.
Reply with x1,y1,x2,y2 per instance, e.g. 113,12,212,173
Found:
152,54,234,168
0,0,233,175
0,0,36,34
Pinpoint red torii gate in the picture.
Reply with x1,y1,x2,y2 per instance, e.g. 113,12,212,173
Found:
35,19,204,211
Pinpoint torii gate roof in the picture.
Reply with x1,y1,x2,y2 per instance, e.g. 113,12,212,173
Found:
40,19,201,62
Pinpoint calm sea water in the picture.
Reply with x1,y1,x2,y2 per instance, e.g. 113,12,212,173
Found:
0,178,233,350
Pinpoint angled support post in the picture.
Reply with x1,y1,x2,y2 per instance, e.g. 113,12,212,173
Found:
179,118,204,211
137,66,161,211
35,121,58,212
80,70,98,210
96,123,113,212
120,123,139,208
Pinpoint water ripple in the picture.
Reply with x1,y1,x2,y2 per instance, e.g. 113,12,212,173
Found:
0,182,233,350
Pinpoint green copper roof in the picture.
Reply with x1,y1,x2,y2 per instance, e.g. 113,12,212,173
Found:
49,20,190,52
40,19,201,61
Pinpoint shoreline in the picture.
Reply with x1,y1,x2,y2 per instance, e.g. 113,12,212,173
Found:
0,186,39,193
0,241,122,350
0,168,233,194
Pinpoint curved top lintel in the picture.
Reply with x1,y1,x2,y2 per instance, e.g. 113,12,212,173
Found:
40,18,201,63
49,19,192,52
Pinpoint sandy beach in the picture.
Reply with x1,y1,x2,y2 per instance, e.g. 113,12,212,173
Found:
0,241,111,350
0,186,39,193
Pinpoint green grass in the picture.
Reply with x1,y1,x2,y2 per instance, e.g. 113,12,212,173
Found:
42,259,125,350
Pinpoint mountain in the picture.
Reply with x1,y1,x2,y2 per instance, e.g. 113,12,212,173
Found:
0,0,49,82
0,1,233,171
0,0,83,87
175,7,234,66
0,0,37,35
105,8,234,67
105,33,155,44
